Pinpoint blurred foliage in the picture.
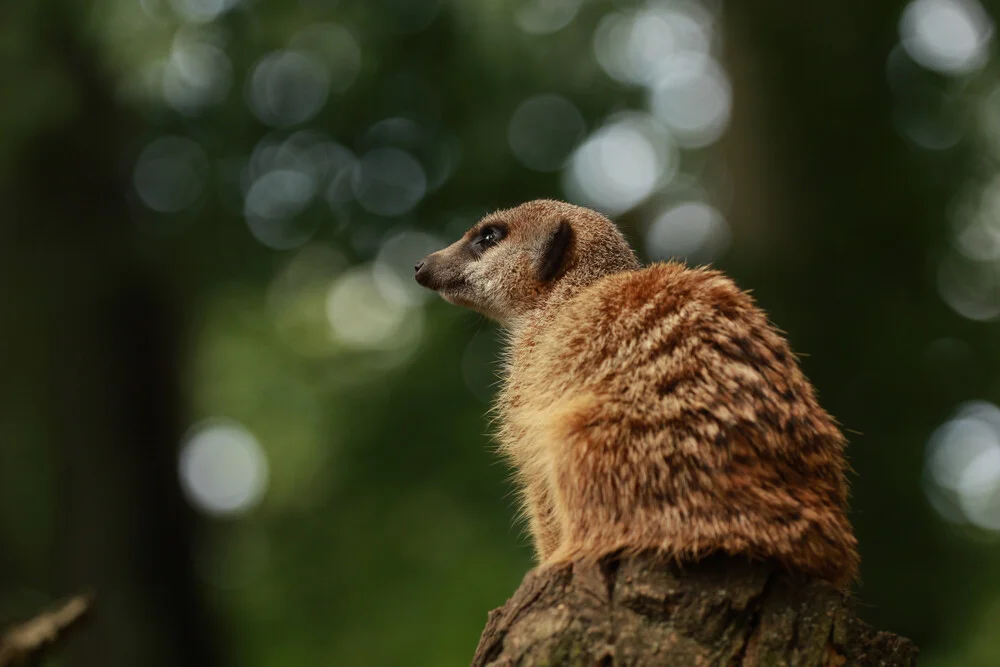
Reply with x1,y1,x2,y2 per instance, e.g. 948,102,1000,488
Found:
3,0,1000,665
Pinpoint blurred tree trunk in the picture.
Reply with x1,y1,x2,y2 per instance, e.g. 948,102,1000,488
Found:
0,6,223,667
472,555,917,666
721,0,962,644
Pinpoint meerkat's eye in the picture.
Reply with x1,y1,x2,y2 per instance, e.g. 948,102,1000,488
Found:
475,225,505,250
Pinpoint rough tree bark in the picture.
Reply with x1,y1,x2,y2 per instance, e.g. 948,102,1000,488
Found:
473,554,917,666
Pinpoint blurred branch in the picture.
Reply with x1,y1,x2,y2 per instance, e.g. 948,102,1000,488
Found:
472,554,917,666
0,595,92,667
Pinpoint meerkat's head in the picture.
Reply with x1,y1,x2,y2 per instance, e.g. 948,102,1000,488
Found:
414,199,639,326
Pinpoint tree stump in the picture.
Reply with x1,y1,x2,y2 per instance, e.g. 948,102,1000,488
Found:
472,554,917,666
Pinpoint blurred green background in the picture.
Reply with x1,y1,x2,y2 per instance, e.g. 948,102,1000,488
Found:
2,0,1000,664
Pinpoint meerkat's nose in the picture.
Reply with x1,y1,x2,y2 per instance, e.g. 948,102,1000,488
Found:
415,256,433,287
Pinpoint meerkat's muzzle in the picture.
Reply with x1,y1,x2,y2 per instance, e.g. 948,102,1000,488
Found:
415,250,479,311
414,249,465,290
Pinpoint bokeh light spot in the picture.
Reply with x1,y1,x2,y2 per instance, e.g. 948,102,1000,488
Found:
515,0,583,35
646,201,730,264
133,135,208,213
900,0,993,75
508,94,586,172
162,31,232,114
244,169,319,249
359,118,426,160
246,51,329,128
965,175,1000,261
359,118,459,192
179,420,269,517
326,264,423,351
563,113,676,215
953,215,1000,263
926,402,1000,530
593,4,713,86
351,148,427,217
168,0,240,23
937,251,1000,321
648,54,730,148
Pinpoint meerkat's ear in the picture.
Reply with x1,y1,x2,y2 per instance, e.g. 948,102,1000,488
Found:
537,219,574,282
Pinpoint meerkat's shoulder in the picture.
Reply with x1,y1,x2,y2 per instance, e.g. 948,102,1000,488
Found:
607,261,742,294
558,261,754,325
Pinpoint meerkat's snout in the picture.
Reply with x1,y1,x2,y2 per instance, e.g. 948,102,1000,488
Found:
412,257,432,287
413,248,466,293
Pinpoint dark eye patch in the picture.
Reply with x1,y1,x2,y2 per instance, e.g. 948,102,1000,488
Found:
471,224,506,252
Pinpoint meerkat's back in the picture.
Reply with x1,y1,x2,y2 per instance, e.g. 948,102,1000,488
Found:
501,262,856,585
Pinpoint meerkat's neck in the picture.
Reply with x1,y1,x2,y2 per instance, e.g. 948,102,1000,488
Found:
505,265,636,339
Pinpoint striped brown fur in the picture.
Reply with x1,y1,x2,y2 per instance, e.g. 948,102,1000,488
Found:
414,200,858,588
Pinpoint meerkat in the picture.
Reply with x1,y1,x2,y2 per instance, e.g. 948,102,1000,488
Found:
414,199,858,587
